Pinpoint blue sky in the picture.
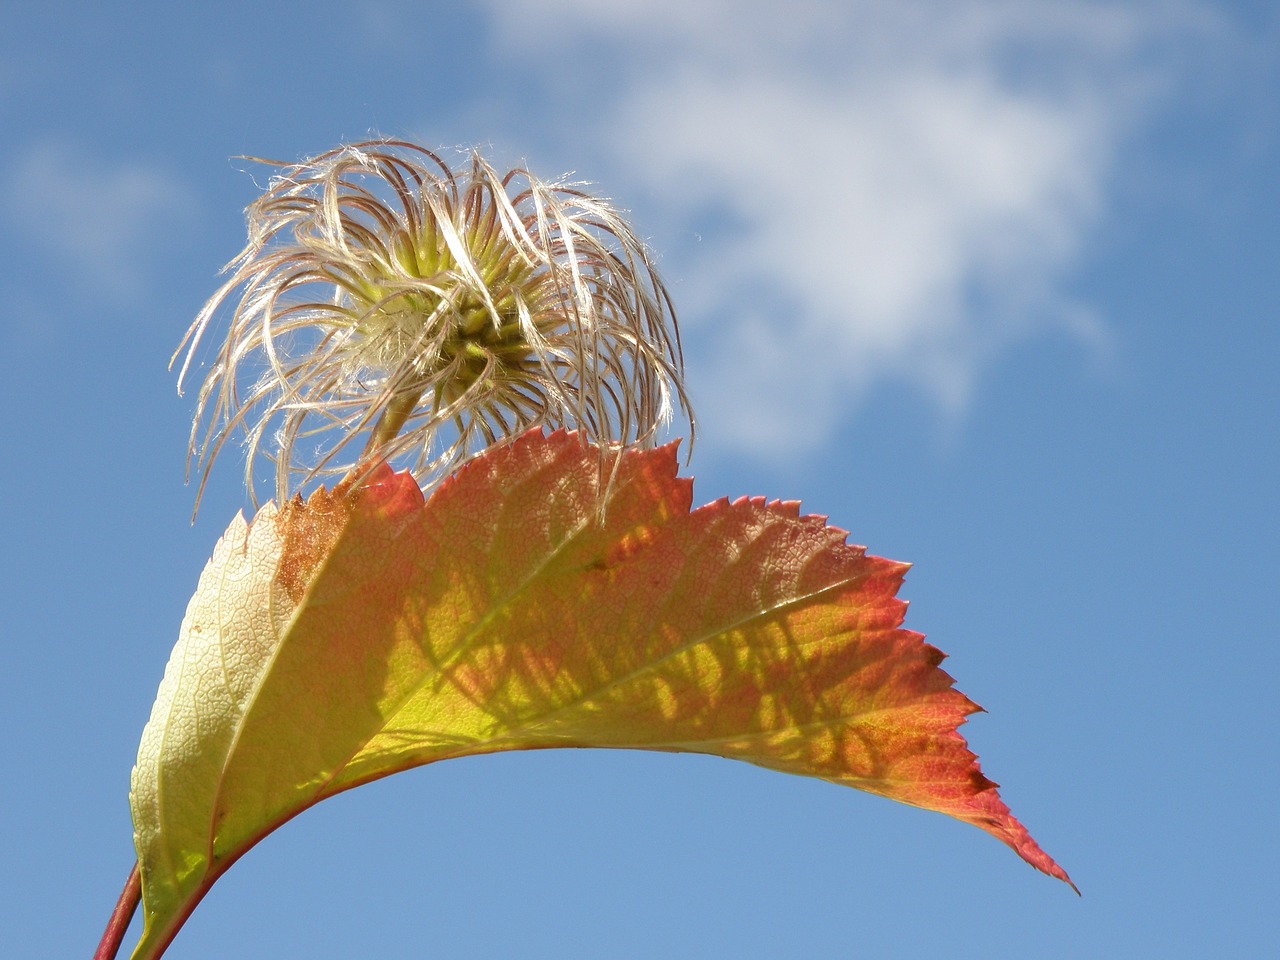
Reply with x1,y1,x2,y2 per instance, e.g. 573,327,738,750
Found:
2,1,1277,957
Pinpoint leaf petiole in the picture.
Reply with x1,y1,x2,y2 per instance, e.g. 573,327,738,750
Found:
93,862,140,960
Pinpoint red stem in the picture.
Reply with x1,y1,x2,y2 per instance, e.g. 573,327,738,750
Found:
94,862,141,960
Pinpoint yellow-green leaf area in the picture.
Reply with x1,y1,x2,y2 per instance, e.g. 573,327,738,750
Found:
128,429,1072,958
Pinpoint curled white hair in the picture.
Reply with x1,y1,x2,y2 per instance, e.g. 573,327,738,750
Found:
175,139,693,512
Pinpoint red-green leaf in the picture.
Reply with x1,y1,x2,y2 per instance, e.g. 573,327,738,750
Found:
129,429,1072,957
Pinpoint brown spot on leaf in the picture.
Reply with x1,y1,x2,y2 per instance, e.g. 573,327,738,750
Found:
272,486,355,604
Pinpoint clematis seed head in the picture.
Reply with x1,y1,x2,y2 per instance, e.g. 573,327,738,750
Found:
175,139,693,512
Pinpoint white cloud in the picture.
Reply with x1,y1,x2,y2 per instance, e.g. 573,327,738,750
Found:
5,141,197,302
615,60,1106,452
477,0,1220,459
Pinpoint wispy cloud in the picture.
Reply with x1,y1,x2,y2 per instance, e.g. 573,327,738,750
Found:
5,140,197,303
479,0,1222,458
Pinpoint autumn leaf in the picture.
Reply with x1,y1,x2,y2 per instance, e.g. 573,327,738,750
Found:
128,429,1072,957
